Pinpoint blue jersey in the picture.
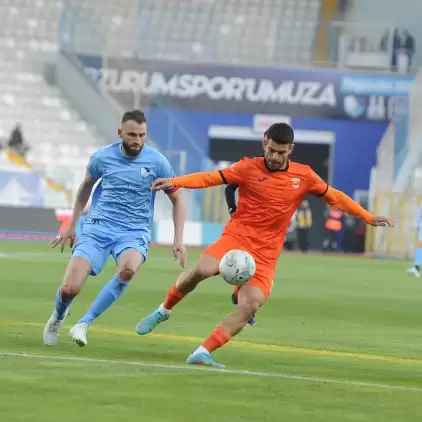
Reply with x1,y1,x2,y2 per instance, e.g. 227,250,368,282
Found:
85,142,176,241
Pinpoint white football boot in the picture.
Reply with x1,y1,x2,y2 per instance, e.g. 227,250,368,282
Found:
43,308,70,346
69,322,89,347
407,267,421,278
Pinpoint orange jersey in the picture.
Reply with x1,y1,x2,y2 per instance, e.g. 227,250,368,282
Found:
218,157,326,263
171,157,373,265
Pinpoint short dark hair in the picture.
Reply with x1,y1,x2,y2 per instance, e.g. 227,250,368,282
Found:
122,109,147,124
266,122,294,144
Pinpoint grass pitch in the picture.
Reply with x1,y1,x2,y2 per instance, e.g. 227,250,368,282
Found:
1,241,422,421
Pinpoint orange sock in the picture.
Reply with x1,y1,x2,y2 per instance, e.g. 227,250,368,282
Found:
202,325,232,353
162,284,187,310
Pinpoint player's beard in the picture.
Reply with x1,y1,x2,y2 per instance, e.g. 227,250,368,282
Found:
265,157,287,172
122,141,142,157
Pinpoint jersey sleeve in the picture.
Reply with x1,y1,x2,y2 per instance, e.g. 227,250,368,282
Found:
307,168,329,197
219,158,251,185
159,157,179,195
87,152,102,181
323,187,373,224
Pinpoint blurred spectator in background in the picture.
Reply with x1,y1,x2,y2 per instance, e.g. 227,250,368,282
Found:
8,123,30,158
385,28,416,73
391,29,402,72
403,29,415,72
342,214,356,253
380,30,389,53
355,219,366,253
322,206,343,251
296,200,312,252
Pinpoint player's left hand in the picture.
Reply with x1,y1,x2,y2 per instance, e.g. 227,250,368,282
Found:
173,241,187,268
51,226,76,253
371,216,395,228
152,178,173,191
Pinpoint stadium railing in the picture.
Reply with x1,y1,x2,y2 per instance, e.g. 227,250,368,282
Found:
323,21,422,73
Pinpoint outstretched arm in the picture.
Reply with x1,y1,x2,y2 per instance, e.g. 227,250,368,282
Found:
173,171,227,189
152,171,225,191
322,187,394,227
307,168,394,227
152,159,251,191
322,187,372,223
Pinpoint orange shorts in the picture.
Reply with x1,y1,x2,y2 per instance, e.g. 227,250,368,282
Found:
203,234,275,300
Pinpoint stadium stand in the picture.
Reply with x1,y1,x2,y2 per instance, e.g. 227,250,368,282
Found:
0,0,324,207
62,0,322,66
0,0,105,204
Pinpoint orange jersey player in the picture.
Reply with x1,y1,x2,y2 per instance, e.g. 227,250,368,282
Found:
136,122,395,368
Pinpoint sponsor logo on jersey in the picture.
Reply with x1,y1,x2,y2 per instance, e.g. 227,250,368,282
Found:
291,177,301,189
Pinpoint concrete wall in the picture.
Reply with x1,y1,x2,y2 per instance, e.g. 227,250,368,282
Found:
56,50,122,142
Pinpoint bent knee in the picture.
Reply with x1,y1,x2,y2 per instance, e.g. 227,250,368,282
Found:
61,283,81,297
118,268,136,282
237,300,261,318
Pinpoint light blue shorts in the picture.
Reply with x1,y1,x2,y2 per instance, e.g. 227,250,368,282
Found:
72,223,148,276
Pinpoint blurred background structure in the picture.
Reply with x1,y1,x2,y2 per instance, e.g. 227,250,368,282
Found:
0,0,420,256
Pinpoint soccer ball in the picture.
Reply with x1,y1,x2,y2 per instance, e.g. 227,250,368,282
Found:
219,249,256,286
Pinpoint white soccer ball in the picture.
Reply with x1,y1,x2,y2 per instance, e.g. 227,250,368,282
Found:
219,249,256,286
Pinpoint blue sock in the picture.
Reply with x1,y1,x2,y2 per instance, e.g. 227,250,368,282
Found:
78,275,129,325
414,248,422,269
55,287,74,321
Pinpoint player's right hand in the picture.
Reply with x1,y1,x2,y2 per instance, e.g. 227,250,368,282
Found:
51,226,76,253
152,178,173,191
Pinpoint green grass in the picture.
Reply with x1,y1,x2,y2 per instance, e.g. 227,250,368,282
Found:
1,241,422,421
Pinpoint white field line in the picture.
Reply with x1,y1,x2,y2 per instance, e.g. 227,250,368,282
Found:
1,351,422,393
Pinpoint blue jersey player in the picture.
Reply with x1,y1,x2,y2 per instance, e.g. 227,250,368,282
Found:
43,109,186,347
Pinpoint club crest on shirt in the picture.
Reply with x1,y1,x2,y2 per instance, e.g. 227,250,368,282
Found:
291,177,301,189
140,167,150,178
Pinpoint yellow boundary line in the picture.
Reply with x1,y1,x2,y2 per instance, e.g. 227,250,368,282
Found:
7,321,422,367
